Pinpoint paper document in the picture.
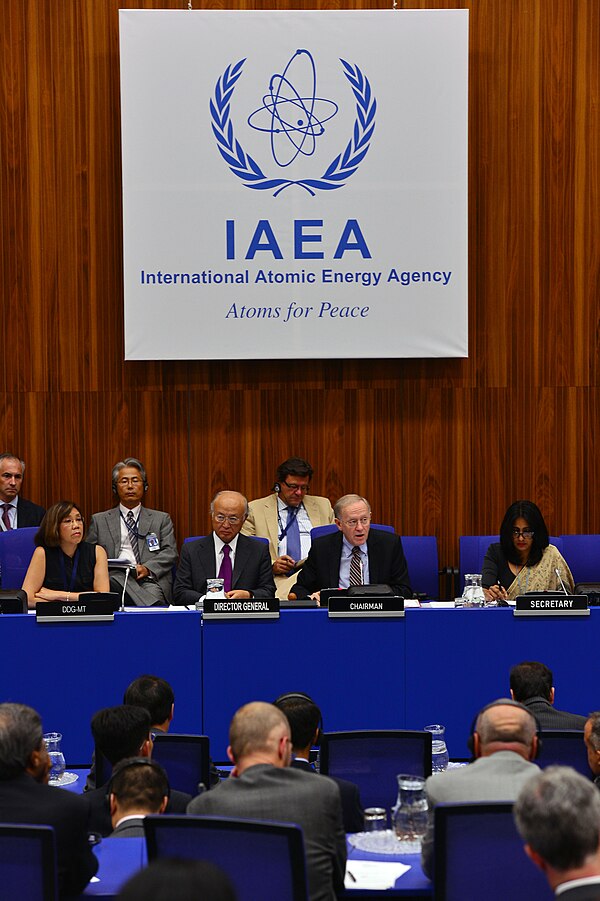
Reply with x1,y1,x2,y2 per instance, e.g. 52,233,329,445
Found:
344,861,411,890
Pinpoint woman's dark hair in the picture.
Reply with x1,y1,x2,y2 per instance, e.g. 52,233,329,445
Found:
499,500,549,566
35,501,83,548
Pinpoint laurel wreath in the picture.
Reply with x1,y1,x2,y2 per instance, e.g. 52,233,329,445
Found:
210,57,376,197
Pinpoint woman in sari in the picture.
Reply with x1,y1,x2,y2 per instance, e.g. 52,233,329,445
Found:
482,500,574,602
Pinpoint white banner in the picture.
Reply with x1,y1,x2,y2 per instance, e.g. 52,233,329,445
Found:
119,10,468,360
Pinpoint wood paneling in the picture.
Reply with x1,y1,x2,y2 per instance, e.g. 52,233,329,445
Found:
1,0,599,571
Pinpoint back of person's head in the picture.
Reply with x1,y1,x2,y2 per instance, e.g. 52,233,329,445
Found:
117,858,237,901
123,675,174,727
514,766,600,871
109,757,169,815
499,500,550,566
510,661,553,702
228,701,290,762
273,692,321,750
0,703,43,780
91,705,151,766
474,699,537,752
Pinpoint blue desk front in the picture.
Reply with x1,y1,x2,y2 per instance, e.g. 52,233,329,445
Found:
0,611,202,765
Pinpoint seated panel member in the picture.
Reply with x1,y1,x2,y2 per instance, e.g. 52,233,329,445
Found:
242,457,334,599
86,457,177,607
0,452,45,529
291,494,412,602
22,500,109,609
173,490,275,605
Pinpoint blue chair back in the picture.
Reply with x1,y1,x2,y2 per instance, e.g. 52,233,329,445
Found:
537,730,591,777
401,536,439,599
310,524,395,541
433,802,553,901
0,823,58,901
0,526,37,590
458,535,562,590
559,535,600,584
145,815,308,901
319,730,432,811
152,733,211,795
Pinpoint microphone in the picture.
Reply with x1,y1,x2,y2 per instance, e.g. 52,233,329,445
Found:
555,568,569,595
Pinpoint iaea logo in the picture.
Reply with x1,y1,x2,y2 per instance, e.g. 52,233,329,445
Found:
210,50,377,197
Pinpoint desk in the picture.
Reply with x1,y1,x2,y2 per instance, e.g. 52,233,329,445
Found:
345,845,431,898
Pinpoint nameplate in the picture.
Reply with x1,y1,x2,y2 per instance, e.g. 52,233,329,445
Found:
328,596,405,619
36,598,117,623
203,597,280,620
514,595,589,617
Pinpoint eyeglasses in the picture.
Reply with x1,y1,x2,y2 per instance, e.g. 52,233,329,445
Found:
62,516,83,525
213,513,242,525
117,477,143,486
512,528,534,539
281,482,310,493
342,516,371,528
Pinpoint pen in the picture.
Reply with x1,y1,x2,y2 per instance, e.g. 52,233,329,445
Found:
347,870,357,883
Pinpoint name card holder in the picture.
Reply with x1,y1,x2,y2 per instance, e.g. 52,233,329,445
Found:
328,596,405,619
35,593,119,623
203,597,280,620
514,595,589,617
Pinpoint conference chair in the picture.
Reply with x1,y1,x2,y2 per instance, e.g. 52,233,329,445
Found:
152,733,211,795
145,814,308,901
401,536,443,599
536,729,591,777
319,729,432,811
432,802,552,901
0,526,37,590
560,535,600,584
458,535,562,590
0,823,58,901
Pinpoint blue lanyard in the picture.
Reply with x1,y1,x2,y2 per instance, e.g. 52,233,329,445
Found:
120,510,141,541
58,548,81,592
278,504,300,542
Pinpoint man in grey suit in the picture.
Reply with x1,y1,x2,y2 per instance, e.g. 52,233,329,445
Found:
173,490,275,605
514,766,600,899
109,757,169,838
0,453,45,529
510,661,588,730
86,457,177,606
188,701,346,901
421,698,540,877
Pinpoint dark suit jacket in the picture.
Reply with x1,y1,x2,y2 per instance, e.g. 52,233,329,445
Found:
15,497,45,527
173,533,275,605
524,696,588,731
111,815,146,837
554,881,600,900
292,528,412,599
0,772,98,897
87,781,191,836
188,763,346,901
291,758,363,834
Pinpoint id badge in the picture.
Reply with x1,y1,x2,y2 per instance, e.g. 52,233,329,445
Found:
146,532,160,552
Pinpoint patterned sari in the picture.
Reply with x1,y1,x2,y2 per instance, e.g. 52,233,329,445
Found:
507,544,575,600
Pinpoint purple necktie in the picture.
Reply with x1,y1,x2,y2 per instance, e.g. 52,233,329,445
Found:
219,544,232,593
1,504,12,531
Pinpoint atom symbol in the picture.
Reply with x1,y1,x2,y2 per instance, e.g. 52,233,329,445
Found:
247,49,338,168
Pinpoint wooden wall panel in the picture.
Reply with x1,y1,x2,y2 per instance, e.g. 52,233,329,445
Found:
1,0,599,574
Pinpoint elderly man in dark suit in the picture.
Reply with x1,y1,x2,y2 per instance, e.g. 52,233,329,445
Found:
173,490,275,605
188,701,346,901
291,493,412,601
0,702,98,896
86,457,177,606
0,453,45,530
510,661,588,730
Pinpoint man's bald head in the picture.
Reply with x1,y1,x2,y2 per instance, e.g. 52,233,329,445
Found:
228,702,291,767
474,699,537,758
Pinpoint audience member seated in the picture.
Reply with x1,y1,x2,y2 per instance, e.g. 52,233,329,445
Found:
242,457,334,599
187,701,346,901
291,493,412,602
514,766,600,899
482,500,574,603
109,757,169,837
87,457,177,607
0,452,45,529
124,674,174,737
173,491,275,605
0,702,98,896
584,713,600,786
510,661,587,730
118,858,237,901
22,500,109,609
87,705,191,836
273,691,363,833
421,698,540,877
